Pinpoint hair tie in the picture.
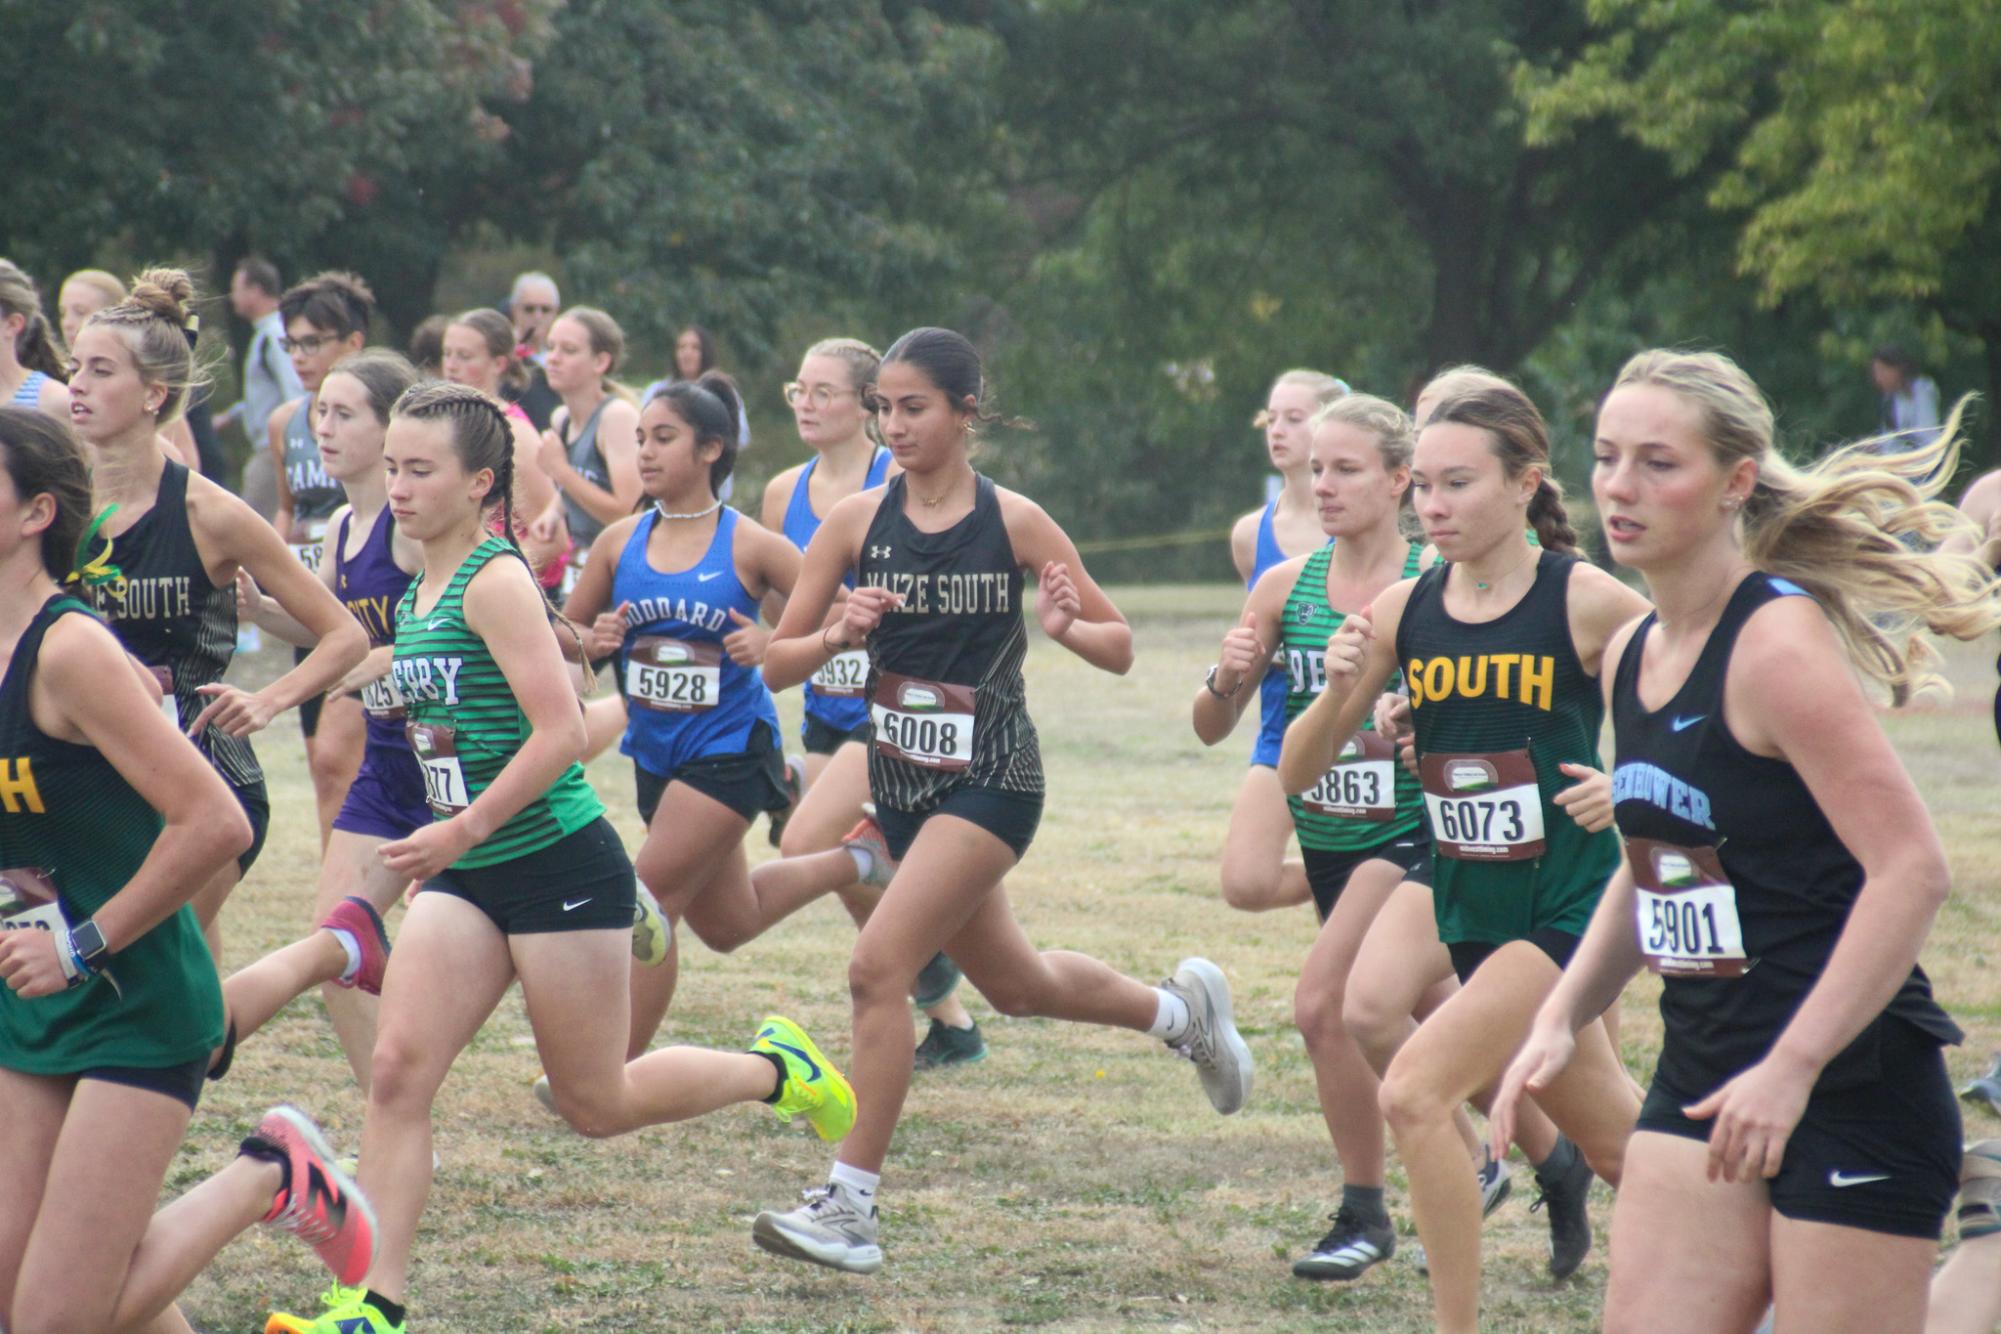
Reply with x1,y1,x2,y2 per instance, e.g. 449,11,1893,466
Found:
68,506,125,591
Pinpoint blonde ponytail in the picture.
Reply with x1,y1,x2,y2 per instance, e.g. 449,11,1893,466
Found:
1615,350,2001,704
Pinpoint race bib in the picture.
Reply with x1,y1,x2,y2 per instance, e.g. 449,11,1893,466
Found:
148,665,178,727
0,866,66,936
810,649,870,699
1302,729,1397,821
1420,750,1546,861
407,722,470,816
871,671,976,771
1630,837,1750,977
559,548,588,600
625,637,722,713
359,674,405,722
289,519,330,573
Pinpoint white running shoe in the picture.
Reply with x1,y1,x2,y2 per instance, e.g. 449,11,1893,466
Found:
752,1184,883,1274
1159,957,1254,1115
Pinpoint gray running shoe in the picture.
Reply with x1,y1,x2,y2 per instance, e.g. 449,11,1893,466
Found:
1292,1206,1395,1281
913,1018,986,1071
912,951,963,1008
1159,957,1253,1115
753,1185,883,1274
1962,1057,2001,1118
1959,1139,2001,1239
1479,1146,1513,1217
841,807,897,891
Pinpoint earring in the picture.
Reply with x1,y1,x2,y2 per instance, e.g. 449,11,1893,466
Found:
1721,497,1741,512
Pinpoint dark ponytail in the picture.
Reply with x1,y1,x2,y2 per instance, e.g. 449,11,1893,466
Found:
0,407,91,581
1426,385,1581,557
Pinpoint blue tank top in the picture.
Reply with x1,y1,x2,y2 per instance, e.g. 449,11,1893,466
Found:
1248,500,1327,767
613,507,780,776
9,371,48,409
333,506,416,750
782,447,891,731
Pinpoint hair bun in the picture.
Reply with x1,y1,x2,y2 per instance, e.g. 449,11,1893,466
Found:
128,267,196,327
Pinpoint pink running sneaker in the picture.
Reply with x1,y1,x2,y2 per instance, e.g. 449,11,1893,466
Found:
840,804,897,891
320,896,391,995
249,1105,378,1287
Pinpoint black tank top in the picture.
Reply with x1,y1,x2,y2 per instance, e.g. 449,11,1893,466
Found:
81,461,261,788
1611,571,1958,1096
858,473,1040,812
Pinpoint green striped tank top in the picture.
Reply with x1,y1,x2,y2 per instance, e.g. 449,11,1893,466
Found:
1280,543,1426,851
0,597,223,1073
392,538,603,869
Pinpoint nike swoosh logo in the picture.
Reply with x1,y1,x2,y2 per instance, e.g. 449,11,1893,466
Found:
697,570,723,582
1828,1170,1891,1188
768,1039,821,1082
1670,714,1706,732
562,897,592,911
428,619,449,631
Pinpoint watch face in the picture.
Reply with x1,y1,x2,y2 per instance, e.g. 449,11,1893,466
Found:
72,920,106,960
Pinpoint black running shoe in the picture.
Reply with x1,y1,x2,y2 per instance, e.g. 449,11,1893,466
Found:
1291,1206,1395,1281
911,951,963,1009
1530,1141,1594,1280
913,1018,986,1071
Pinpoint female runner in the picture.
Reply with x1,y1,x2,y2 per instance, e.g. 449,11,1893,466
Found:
0,260,70,419
528,306,641,597
69,269,366,956
1492,351,1991,1333
56,269,125,351
265,381,852,1334
238,348,431,1088
271,271,376,845
1210,369,1344,913
560,373,835,1057
0,405,375,1334
439,307,566,586
759,337,981,1066
751,327,1251,1275
1280,380,1647,1332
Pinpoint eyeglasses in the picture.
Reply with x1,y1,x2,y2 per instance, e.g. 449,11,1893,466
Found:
784,382,859,410
281,334,336,355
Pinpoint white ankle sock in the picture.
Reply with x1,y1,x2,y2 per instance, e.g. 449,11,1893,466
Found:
1148,987,1191,1042
328,928,362,984
845,845,874,881
829,1161,880,1207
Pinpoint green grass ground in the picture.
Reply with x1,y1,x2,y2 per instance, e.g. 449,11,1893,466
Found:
180,585,2001,1332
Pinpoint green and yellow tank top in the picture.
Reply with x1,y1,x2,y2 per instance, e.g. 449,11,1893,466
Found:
1392,550,1620,943
1280,543,1426,852
392,537,603,869
0,596,223,1073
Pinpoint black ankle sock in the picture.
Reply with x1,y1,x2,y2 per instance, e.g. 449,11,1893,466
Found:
365,1290,406,1327
1341,1183,1388,1224
754,1049,788,1104
236,1133,291,1200
1534,1134,1579,1179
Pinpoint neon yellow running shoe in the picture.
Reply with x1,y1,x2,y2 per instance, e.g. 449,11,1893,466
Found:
631,883,671,967
265,1283,403,1333
750,1015,856,1143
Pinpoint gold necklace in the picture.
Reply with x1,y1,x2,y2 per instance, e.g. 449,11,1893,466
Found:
1472,546,1538,592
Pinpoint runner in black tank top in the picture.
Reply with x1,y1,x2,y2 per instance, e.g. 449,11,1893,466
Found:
1490,350,1999,1333
1281,381,1650,1330
0,404,378,1332
69,285,367,955
750,328,1254,1277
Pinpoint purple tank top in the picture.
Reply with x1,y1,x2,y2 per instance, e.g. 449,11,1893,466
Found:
333,506,414,747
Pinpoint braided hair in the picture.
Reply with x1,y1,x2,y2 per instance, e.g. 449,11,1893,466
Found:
391,380,592,677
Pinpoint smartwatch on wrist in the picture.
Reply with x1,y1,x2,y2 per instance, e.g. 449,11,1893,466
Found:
68,919,108,973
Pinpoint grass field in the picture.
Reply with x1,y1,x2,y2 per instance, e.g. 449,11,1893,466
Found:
179,584,2001,1333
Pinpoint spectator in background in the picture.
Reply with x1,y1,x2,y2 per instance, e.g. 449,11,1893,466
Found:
408,313,448,377
221,258,303,509
57,269,125,348
1871,342,1942,448
504,269,562,429
650,322,750,447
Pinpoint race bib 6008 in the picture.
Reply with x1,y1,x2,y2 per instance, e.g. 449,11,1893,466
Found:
1420,750,1546,861
870,671,976,771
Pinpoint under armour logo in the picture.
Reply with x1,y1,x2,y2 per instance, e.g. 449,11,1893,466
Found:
869,545,892,560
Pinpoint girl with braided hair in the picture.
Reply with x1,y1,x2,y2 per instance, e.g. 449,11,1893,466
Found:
67,269,367,961
266,380,855,1334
